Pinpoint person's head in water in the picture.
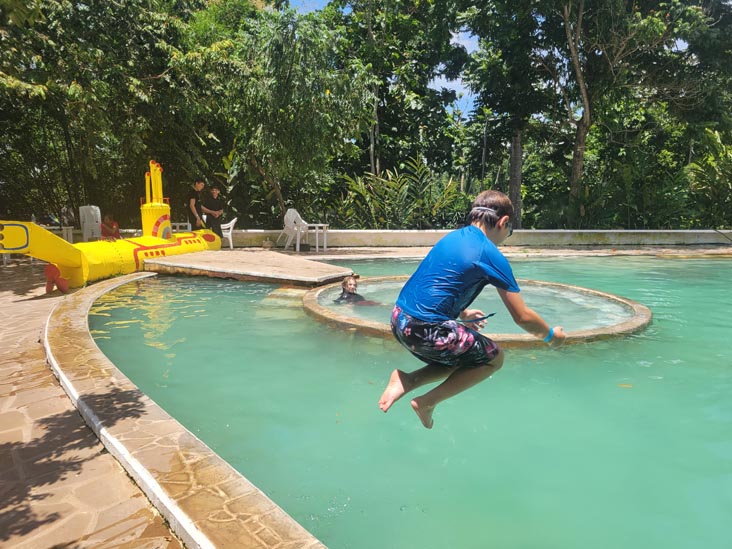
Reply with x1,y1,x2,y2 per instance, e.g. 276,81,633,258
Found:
334,275,366,304
342,275,360,294
467,190,514,241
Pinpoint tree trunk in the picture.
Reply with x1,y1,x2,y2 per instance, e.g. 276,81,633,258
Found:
563,0,591,228
248,152,286,216
365,3,380,177
481,116,489,182
508,127,523,228
568,118,590,227
369,84,380,175
59,113,82,227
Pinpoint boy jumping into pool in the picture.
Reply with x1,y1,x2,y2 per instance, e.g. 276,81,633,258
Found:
379,190,566,429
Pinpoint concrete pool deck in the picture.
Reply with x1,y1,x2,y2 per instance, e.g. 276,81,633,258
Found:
2,243,731,548
0,261,181,548
143,249,353,286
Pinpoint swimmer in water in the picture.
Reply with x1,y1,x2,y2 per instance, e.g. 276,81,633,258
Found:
333,275,365,304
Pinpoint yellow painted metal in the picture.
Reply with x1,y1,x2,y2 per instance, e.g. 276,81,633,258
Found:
141,160,173,240
141,203,173,241
0,221,90,286
0,160,221,288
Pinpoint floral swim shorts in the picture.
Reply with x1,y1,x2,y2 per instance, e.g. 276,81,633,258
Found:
390,306,500,369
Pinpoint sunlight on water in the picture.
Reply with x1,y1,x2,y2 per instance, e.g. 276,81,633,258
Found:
90,257,732,549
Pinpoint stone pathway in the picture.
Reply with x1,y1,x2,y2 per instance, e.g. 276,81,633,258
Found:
0,259,181,548
144,249,352,286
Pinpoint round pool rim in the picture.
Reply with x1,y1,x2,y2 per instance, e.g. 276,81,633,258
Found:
303,276,653,347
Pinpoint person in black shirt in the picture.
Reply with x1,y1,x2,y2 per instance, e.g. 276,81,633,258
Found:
186,178,205,229
202,184,225,238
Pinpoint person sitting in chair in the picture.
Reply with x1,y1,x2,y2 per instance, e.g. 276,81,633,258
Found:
100,213,121,240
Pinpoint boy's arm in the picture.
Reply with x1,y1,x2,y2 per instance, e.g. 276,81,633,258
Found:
496,288,566,346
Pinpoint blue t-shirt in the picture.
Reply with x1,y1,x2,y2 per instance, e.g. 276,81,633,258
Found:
396,225,520,322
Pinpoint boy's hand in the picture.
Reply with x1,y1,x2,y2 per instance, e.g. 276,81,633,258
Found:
460,309,487,330
548,326,566,347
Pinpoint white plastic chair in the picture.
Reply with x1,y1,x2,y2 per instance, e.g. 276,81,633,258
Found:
277,209,308,251
220,217,237,249
61,226,74,243
276,208,328,252
79,205,102,241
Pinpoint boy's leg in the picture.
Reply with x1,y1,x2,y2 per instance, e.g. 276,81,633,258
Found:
378,362,457,413
412,349,504,429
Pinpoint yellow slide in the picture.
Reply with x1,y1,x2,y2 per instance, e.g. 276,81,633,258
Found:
0,221,89,287
0,160,221,291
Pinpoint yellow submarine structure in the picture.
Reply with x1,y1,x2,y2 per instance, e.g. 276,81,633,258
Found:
0,161,220,291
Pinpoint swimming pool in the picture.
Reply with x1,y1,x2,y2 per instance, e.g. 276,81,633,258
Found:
89,256,732,549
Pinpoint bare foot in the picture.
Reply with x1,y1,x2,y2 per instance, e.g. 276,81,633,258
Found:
411,398,434,429
378,369,410,412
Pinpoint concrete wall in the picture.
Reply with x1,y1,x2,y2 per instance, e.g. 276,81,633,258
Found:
230,229,732,248
50,227,732,248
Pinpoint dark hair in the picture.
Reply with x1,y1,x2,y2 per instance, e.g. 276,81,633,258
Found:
210,184,220,191
466,190,514,229
194,177,206,185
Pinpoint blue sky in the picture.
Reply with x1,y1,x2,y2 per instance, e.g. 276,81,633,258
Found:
291,0,329,12
291,0,476,114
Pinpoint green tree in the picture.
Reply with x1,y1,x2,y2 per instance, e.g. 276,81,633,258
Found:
336,157,470,229
462,0,551,228
685,129,732,228
0,0,205,224
334,0,466,176
536,0,711,227
179,5,372,220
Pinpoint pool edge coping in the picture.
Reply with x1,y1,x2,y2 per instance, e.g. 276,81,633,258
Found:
42,272,327,549
303,276,653,347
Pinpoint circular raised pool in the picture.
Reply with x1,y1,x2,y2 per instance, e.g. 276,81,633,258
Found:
303,276,651,346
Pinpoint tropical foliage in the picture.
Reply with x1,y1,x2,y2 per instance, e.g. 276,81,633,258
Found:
1,0,731,230
336,157,471,229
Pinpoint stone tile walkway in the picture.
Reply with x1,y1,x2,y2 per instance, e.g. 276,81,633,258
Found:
0,260,181,548
144,250,352,286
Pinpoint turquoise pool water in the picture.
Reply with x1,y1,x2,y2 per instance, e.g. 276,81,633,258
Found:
90,257,732,549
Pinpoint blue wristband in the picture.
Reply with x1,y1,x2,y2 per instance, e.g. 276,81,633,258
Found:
543,327,555,343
